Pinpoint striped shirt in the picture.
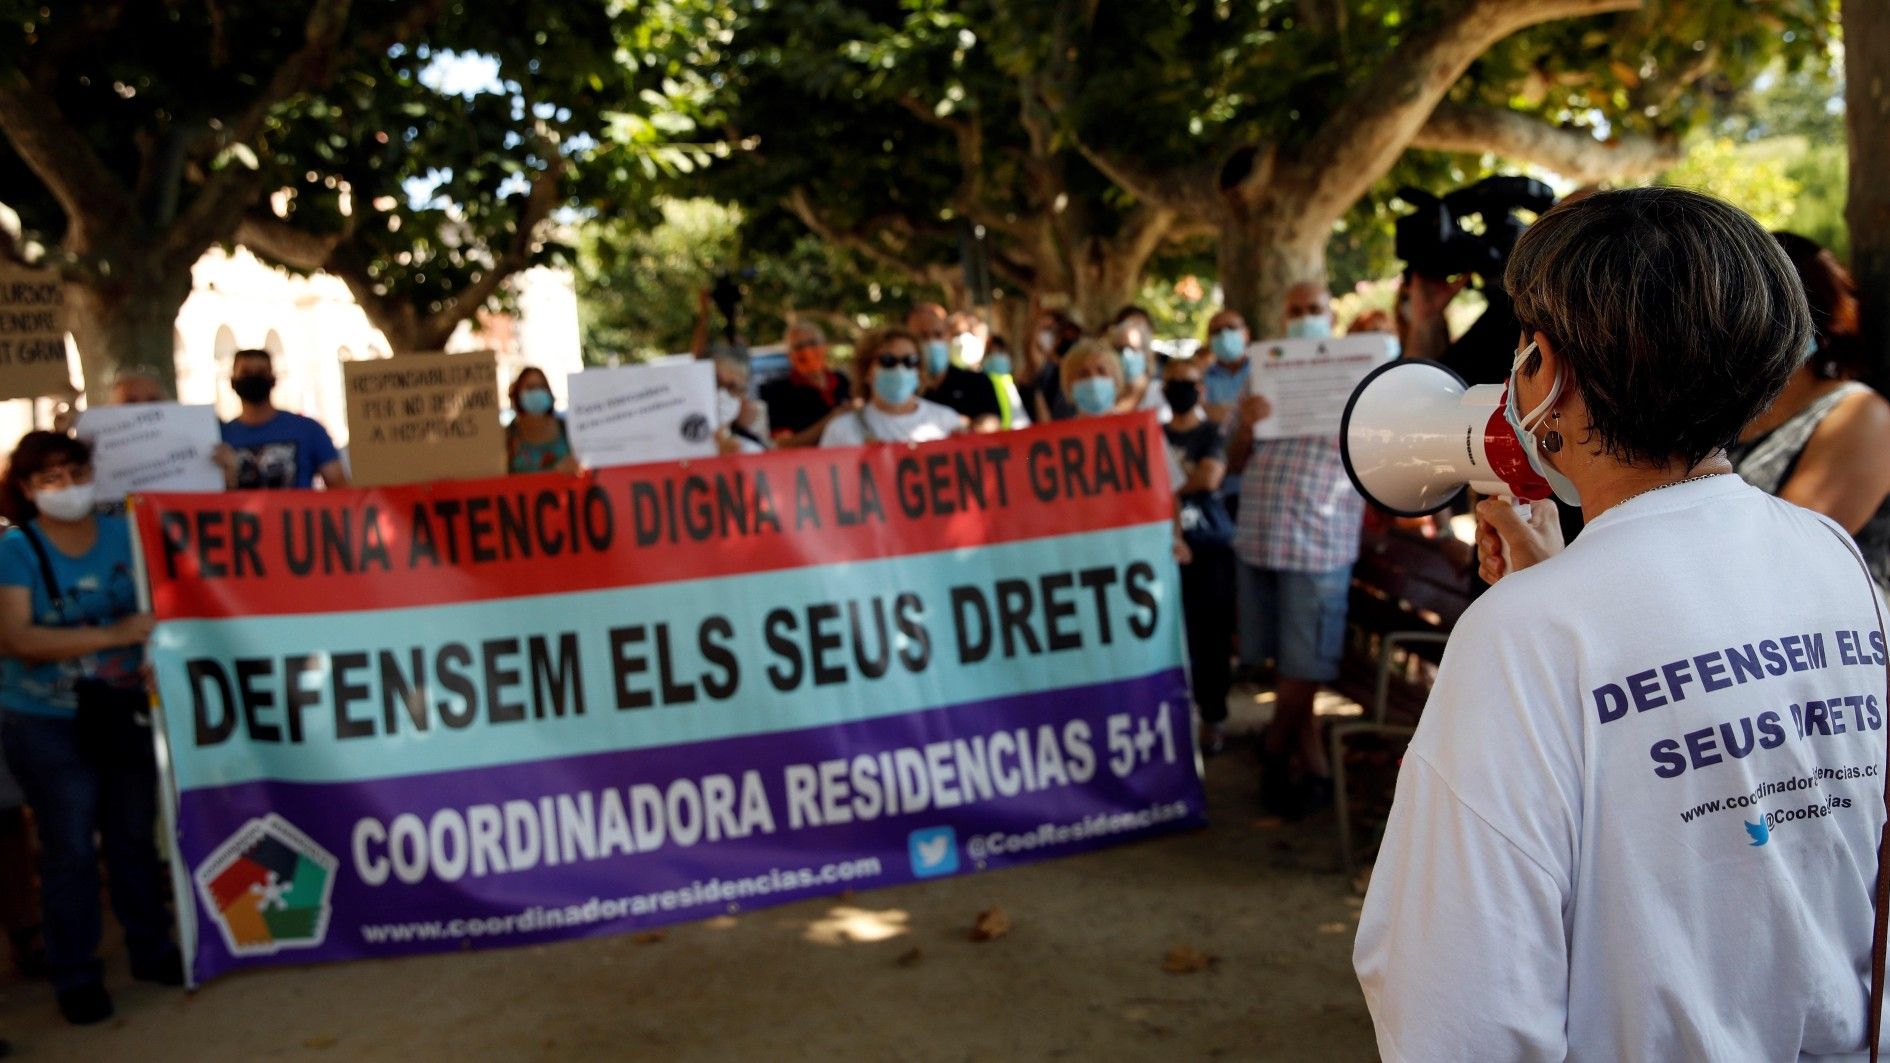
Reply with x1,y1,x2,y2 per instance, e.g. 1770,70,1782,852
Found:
1233,434,1364,571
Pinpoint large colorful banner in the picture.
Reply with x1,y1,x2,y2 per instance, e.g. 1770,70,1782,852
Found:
133,412,1205,985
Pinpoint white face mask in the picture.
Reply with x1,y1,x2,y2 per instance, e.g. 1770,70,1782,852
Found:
716,390,742,428
34,482,98,522
1503,341,1581,506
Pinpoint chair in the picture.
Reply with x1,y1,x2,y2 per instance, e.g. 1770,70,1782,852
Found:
1330,526,1473,874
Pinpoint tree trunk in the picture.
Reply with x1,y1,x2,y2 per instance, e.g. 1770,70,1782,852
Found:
63,256,193,403
1215,198,1331,336
1847,0,1890,387
1069,244,1150,334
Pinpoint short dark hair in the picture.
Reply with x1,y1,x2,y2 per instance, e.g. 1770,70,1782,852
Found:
1772,231,1863,380
233,348,273,370
1111,305,1151,326
1,431,93,524
1505,187,1809,469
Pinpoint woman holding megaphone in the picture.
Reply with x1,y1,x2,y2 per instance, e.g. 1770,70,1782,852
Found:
1355,188,1890,1060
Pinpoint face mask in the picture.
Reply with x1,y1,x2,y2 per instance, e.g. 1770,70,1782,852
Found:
1036,328,1057,353
790,346,828,376
875,365,920,406
1211,328,1246,363
519,388,554,416
984,354,1013,377
1163,380,1200,413
232,375,274,403
1072,376,1118,416
1285,315,1332,339
1119,349,1147,383
716,390,744,428
34,483,97,522
922,340,951,376
1502,341,1581,506
952,333,984,369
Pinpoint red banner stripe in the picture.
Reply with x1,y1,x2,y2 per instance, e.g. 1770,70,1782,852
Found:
135,413,1176,620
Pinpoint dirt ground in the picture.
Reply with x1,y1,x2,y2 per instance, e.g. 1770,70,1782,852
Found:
0,688,1382,1062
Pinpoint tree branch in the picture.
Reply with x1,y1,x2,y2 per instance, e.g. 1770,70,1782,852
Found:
0,65,137,239
416,151,567,349
1411,102,1681,182
1288,0,1643,220
236,210,353,272
785,187,928,283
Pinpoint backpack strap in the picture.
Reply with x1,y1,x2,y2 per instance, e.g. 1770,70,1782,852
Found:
17,524,62,612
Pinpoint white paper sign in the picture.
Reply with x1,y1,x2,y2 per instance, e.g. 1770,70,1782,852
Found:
566,361,718,469
1249,334,1399,440
74,404,225,498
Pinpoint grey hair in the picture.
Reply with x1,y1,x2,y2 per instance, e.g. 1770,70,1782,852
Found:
1504,187,1810,469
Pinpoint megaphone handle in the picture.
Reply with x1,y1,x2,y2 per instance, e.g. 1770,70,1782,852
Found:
1495,495,1532,572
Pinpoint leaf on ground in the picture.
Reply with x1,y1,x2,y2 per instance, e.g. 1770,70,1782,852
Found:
969,905,1012,942
1251,816,1284,830
631,930,667,945
303,1035,338,1049
1162,945,1217,974
895,946,924,968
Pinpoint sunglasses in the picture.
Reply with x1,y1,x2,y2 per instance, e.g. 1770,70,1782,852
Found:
875,354,921,370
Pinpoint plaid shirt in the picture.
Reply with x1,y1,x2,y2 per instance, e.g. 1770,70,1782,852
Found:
1233,434,1364,572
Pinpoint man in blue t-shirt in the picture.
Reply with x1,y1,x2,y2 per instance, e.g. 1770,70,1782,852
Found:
220,349,349,490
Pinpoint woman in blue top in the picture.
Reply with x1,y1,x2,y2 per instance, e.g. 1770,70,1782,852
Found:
0,432,176,1025
506,367,578,475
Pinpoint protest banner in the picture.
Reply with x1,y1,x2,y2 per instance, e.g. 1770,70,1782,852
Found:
566,360,718,469
0,261,74,400
1249,334,1398,440
343,351,503,487
75,404,225,499
132,412,1202,986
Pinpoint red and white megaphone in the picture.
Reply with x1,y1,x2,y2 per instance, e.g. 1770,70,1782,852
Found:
1339,359,1557,516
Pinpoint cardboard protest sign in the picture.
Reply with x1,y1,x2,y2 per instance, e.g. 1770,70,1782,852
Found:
343,352,503,487
0,262,74,400
133,412,1202,985
75,404,224,499
566,361,718,469
1249,334,1399,440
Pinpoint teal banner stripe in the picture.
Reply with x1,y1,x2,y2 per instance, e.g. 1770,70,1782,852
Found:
153,523,1185,791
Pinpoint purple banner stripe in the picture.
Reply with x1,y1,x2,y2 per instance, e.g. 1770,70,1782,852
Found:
177,668,1205,982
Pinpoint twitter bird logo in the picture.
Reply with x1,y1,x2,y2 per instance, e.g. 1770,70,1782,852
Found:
908,826,959,878
1745,818,1770,846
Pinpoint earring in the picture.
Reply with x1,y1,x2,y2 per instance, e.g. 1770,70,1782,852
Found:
1541,410,1563,454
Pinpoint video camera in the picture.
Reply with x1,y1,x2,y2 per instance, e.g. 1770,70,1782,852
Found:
1394,176,1556,286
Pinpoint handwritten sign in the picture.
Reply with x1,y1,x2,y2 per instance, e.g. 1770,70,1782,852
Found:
566,361,717,469
1250,334,1399,440
0,262,73,400
75,404,224,499
343,351,503,487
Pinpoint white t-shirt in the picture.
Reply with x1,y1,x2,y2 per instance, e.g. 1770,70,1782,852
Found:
1356,475,1889,1062
817,399,963,447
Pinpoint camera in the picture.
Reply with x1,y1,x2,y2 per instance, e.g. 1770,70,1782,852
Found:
1394,176,1556,286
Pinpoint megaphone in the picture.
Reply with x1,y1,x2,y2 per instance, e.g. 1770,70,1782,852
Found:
1339,359,1555,516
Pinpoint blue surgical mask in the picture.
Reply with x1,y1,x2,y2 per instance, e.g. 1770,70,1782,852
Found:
1285,315,1332,339
1072,376,1118,416
875,365,921,405
1502,341,1581,506
984,354,1013,377
519,387,554,416
1211,328,1246,363
1120,348,1147,382
923,340,951,376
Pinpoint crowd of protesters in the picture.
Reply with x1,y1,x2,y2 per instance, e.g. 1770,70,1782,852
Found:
0,217,1887,1049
